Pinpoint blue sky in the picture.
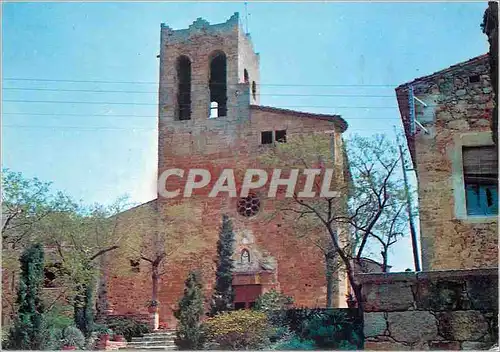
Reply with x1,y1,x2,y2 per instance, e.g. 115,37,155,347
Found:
2,2,489,271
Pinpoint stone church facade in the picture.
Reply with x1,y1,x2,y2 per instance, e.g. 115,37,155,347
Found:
100,13,350,327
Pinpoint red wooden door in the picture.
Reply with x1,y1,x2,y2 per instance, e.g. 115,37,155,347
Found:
234,284,262,309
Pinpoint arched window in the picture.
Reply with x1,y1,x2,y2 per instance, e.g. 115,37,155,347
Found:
176,55,191,121
209,51,227,117
252,81,257,100
244,69,249,83
241,249,251,263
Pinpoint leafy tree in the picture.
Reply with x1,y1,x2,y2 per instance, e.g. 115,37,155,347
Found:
260,133,409,312
114,201,204,329
34,197,129,333
1,168,67,244
209,214,235,316
174,270,205,350
6,244,46,350
1,169,76,319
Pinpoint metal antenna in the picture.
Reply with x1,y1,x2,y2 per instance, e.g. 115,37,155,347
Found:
244,2,249,34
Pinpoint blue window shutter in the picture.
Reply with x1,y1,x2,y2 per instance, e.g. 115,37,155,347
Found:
466,184,482,215
480,185,498,215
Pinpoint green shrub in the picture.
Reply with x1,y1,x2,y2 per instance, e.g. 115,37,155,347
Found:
268,325,292,343
254,290,293,312
174,271,205,350
44,304,74,331
209,215,236,316
300,310,361,350
41,327,63,350
2,325,11,348
105,316,150,342
254,290,294,329
62,326,85,349
74,283,95,338
6,244,46,350
271,336,316,350
203,310,272,350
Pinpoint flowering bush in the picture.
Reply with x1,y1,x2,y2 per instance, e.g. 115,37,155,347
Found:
203,310,272,350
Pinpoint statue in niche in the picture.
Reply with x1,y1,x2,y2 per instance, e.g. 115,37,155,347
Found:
241,249,251,264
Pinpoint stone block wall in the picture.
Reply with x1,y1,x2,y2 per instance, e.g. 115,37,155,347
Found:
360,269,498,350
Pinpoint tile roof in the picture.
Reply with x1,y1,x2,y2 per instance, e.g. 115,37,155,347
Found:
394,54,489,168
250,104,348,133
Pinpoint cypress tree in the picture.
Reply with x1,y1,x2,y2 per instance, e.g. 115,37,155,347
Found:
74,282,95,338
209,214,235,316
174,271,205,350
7,243,46,350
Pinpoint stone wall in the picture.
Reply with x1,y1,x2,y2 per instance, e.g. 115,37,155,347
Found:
360,269,498,350
396,55,498,270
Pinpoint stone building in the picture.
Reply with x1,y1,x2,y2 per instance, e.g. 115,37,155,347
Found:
395,54,498,271
101,13,351,327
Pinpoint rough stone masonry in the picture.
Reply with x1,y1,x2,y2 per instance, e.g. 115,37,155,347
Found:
361,269,498,350
396,54,498,271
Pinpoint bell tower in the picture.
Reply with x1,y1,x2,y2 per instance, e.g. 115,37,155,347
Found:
157,12,260,125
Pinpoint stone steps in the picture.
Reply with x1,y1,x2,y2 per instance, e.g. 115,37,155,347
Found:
127,341,176,347
121,330,177,351
120,347,177,351
131,336,175,342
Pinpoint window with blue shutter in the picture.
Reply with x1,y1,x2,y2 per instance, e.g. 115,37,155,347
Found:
462,146,498,216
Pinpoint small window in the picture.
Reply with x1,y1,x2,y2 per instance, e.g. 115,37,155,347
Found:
469,75,480,84
241,249,251,263
252,81,257,100
261,131,273,144
244,69,249,84
462,146,498,216
130,259,140,273
275,130,287,143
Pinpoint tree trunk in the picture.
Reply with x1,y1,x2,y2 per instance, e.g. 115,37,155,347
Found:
325,251,336,308
150,261,160,330
381,248,388,273
349,277,364,316
152,265,159,302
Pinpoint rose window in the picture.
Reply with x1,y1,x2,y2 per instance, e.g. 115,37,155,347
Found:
237,194,261,217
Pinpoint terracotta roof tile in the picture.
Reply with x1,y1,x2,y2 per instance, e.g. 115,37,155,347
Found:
249,104,348,132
